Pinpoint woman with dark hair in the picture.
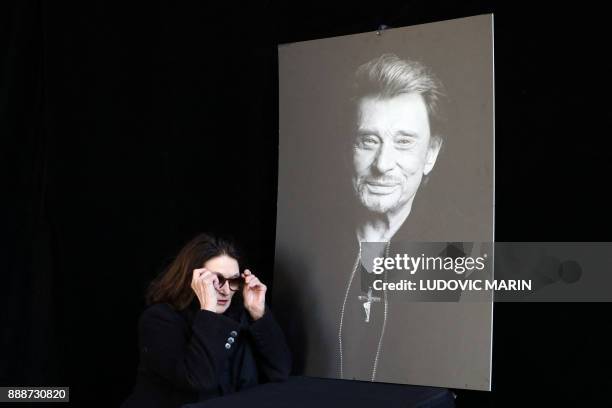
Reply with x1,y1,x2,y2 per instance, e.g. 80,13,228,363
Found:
121,233,291,408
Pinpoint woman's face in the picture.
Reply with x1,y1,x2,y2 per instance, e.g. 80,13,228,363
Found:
203,254,240,314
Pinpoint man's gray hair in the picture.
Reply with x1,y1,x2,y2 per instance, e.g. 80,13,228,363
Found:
352,53,445,134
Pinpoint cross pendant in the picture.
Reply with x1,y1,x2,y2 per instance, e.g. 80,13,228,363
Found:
358,287,381,323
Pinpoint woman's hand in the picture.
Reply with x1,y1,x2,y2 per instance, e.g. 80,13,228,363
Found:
191,268,218,312
242,269,266,320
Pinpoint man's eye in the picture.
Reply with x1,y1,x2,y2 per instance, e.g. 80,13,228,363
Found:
358,136,379,147
395,137,415,147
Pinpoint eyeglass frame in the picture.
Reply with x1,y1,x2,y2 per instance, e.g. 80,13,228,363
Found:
212,272,243,292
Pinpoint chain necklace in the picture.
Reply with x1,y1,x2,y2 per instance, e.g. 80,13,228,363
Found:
338,241,390,382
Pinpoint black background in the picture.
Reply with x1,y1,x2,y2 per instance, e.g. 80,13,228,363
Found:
2,1,611,407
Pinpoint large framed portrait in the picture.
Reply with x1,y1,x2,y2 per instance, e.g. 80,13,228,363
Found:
274,15,494,390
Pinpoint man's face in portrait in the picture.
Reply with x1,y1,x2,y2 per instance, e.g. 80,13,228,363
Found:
352,92,441,214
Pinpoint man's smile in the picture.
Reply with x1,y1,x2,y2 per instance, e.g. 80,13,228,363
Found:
365,181,400,195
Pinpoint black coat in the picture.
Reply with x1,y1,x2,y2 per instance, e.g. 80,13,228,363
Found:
121,298,291,408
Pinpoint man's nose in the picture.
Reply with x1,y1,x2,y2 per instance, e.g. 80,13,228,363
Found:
372,142,395,173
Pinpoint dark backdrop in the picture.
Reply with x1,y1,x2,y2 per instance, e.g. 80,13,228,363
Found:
2,1,611,407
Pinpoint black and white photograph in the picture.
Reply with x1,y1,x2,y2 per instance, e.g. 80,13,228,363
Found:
274,15,494,390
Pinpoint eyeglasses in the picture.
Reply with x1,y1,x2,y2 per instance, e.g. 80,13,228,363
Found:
213,274,242,291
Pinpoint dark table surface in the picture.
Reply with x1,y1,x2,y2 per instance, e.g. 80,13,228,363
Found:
183,376,455,408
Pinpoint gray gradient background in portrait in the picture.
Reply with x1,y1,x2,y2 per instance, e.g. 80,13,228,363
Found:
274,15,494,390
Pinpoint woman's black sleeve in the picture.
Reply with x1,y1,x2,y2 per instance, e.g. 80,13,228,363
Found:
248,307,292,382
138,304,241,392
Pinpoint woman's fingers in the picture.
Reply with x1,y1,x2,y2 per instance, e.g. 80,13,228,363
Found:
201,272,219,288
192,269,204,291
192,268,219,290
191,268,221,312
193,268,212,284
245,275,266,290
192,268,204,282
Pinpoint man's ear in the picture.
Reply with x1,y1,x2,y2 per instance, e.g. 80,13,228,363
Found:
423,135,443,176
